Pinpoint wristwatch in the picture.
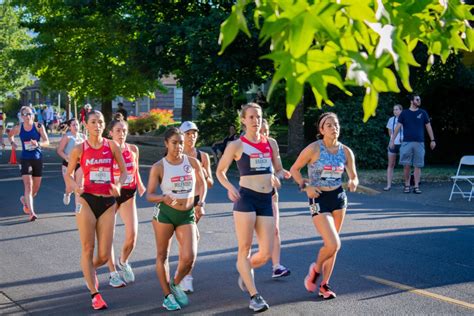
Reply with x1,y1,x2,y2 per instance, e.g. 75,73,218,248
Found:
197,201,206,207
299,182,307,191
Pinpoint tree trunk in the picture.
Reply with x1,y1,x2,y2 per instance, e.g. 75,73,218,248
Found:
66,93,71,120
181,87,193,121
287,100,305,157
101,99,113,123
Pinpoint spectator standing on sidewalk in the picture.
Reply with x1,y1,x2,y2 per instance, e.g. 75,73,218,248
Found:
390,95,436,194
211,124,238,162
116,102,128,121
384,104,403,191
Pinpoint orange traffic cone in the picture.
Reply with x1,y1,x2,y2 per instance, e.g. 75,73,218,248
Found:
9,148,17,164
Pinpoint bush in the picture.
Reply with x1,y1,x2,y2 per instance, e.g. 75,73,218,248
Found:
2,97,21,120
128,108,175,135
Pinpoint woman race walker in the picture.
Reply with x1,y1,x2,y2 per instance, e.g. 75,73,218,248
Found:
146,127,207,311
106,113,146,288
216,103,290,312
260,119,291,279
290,112,358,300
56,118,85,206
384,104,403,191
8,105,49,222
65,110,128,310
179,121,214,293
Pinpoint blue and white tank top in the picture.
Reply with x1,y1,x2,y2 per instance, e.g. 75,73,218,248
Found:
160,155,195,199
19,123,42,160
64,131,85,157
308,141,346,187
236,136,273,176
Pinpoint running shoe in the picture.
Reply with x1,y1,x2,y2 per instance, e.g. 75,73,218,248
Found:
170,281,189,306
20,196,30,214
179,275,194,293
118,259,135,283
109,272,126,288
91,293,108,310
249,294,269,312
304,263,320,293
237,269,254,292
63,193,71,205
319,283,336,299
162,294,181,311
272,264,291,278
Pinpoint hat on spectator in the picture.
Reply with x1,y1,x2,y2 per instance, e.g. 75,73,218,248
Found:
84,103,92,110
180,121,199,133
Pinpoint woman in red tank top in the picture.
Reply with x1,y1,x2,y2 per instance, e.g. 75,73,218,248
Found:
65,110,128,310
106,113,146,288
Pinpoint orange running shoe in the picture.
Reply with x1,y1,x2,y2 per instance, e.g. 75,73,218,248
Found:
20,196,30,214
91,293,108,310
304,263,320,293
319,283,336,300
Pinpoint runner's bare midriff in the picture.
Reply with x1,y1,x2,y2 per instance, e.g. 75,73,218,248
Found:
240,174,273,193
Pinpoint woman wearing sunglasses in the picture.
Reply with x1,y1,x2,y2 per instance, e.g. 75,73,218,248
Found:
8,105,49,221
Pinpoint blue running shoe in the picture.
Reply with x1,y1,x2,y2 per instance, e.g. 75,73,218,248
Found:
170,281,189,306
162,294,181,311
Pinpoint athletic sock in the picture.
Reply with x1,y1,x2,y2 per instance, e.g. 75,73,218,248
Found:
91,292,99,299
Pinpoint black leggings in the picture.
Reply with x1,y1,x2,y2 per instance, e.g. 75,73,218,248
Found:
80,193,116,219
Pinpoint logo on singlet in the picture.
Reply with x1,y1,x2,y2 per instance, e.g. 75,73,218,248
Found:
183,164,192,174
85,158,112,166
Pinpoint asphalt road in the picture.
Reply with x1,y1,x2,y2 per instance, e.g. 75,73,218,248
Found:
0,161,473,315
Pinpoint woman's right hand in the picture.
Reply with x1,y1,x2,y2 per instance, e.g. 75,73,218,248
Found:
11,142,18,150
305,185,322,199
227,186,240,202
163,194,177,207
388,139,395,150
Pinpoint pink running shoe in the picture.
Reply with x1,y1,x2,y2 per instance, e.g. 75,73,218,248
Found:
319,283,336,299
29,214,37,222
20,196,30,214
304,263,320,293
91,293,108,310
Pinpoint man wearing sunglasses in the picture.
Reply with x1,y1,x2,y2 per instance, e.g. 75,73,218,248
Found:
389,95,436,194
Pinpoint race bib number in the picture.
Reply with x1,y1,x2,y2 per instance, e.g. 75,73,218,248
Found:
250,153,272,171
90,167,111,184
24,141,37,151
320,165,344,179
114,174,134,185
153,203,160,219
171,175,193,194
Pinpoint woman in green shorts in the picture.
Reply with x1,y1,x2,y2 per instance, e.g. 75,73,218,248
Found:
146,127,207,311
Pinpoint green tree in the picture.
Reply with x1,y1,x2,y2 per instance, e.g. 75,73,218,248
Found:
12,1,162,121
0,2,31,101
219,0,474,121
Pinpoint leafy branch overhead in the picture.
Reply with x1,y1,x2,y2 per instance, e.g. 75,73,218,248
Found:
219,0,474,121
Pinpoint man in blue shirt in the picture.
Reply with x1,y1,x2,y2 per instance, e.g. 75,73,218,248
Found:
390,95,436,194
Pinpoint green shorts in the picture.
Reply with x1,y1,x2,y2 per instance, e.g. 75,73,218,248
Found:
153,202,195,227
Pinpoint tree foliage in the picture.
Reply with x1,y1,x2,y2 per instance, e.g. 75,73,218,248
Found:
219,0,474,121
0,2,31,100
11,0,163,120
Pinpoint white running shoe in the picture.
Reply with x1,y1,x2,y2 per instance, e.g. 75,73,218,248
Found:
63,193,71,205
118,259,135,283
109,272,126,288
180,275,194,293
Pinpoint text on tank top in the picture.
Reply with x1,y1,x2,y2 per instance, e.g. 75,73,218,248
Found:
81,139,115,195
113,143,137,189
20,123,42,160
160,155,195,199
236,135,273,176
308,141,346,187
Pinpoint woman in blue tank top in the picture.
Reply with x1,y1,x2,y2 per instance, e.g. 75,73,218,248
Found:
8,106,49,221
290,112,358,300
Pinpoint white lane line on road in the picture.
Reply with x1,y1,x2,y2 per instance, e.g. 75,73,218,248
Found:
363,275,474,310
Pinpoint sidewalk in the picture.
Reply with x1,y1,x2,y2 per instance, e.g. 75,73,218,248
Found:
370,182,473,211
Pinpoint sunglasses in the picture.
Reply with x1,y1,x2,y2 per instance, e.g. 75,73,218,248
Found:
22,113,33,117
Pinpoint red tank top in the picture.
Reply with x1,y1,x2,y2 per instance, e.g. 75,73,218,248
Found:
113,143,137,190
81,139,114,195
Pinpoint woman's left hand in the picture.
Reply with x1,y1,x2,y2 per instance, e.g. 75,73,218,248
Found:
109,183,121,197
138,183,146,197
348,178,358,192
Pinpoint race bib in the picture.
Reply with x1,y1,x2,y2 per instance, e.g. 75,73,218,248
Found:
90,167,111,184
24,141,37,151
171,175,193,194
114,174,134,185
320,165,344,179
309,203,321,216
250,153,272,171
